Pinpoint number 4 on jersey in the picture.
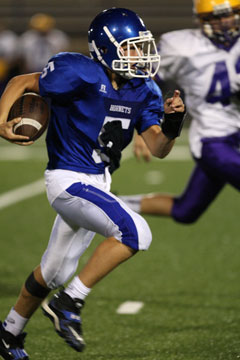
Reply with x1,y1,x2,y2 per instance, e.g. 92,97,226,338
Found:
206,57,240,106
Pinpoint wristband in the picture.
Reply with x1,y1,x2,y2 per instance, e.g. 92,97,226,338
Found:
161,111,186,139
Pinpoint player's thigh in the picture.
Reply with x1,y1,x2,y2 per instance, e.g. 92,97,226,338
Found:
201,135,240,190
52,182,152,251
172,164,224,223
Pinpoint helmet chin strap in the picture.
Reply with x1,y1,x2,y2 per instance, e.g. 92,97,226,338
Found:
90,40,109,68
117,71,135,79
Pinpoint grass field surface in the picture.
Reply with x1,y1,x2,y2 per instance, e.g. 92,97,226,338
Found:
0,133,239,360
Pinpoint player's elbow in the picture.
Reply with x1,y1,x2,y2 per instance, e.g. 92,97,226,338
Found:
9,73,40,94
159,148,172,159
141,125,174,159
151,144,173,159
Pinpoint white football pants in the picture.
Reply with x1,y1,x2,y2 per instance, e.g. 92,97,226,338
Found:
41,169,152,289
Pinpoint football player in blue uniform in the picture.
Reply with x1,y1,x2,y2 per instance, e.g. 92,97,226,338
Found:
0,8,185,360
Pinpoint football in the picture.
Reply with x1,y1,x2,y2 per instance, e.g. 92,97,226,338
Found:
7,92,50,141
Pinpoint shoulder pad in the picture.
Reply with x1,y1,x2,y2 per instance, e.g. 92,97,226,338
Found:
51,52,102,84
160,29,202,56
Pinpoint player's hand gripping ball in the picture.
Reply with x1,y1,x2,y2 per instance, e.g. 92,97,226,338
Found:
7,92,50,141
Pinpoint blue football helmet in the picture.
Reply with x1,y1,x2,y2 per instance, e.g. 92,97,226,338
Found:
88,8,160,79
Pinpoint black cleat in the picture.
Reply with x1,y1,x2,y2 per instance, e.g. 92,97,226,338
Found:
0,322,29,360
42,290,85,352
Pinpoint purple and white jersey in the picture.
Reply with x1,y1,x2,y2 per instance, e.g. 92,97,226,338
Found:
156,29,240,158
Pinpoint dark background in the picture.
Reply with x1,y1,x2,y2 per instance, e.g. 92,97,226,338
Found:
0,0,195,53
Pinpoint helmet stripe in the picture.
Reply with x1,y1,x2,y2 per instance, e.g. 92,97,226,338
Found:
103,26,120,48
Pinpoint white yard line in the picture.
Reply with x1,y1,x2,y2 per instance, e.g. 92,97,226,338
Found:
0,146,47,161
0,178,46,210
122,144,191,162
0,143,191,211
116,301,144,314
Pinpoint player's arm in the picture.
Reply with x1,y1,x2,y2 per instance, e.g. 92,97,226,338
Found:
133,132,152,162
140,89,185,158
0,73,40,143
141,125,174,158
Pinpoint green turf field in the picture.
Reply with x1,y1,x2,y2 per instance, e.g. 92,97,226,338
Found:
0,134,239,360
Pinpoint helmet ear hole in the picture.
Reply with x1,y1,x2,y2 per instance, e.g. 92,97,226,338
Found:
100,47,108,54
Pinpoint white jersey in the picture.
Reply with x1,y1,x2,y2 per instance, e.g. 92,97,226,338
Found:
19,29,70,72
157,29,240,158
0,30,18,61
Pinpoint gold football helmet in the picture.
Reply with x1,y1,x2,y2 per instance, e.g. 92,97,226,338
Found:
193,0,240,48
29,13,56,33
194,0,240,14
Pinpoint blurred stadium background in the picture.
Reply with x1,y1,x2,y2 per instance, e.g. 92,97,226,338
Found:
1,1,240,360
0,0,194,53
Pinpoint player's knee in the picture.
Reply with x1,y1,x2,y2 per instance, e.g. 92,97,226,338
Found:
137,218,152,250
172,202,202,224
25,272,51,298
174,213,199,224
129,214,152,250
111,210,152,251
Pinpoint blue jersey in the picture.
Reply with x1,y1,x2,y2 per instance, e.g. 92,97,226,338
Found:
39,52,164,174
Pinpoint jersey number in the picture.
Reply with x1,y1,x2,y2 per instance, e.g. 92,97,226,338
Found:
206,57,240,106
92,116,130,164
41,61,55,79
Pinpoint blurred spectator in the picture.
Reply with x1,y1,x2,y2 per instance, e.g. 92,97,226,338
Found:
19,13,70,73
0,24,19,95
